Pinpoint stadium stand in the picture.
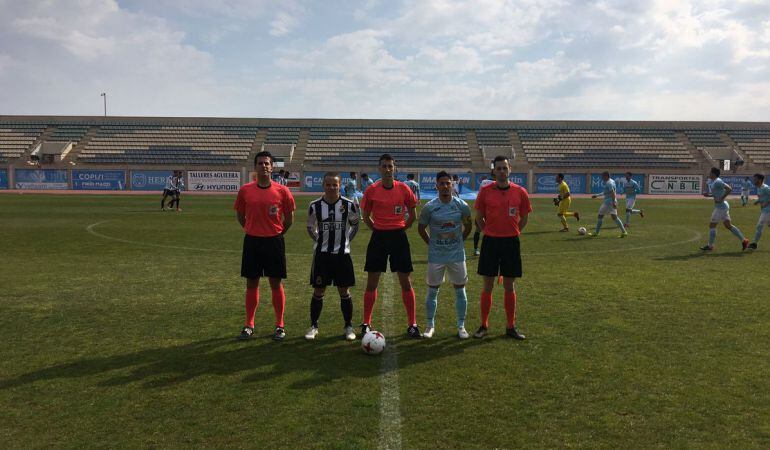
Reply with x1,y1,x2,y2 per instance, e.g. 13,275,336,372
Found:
305,127,470,168
0,123,45,162
49,125,90,144
686,130,736,161
728,130,770,165
518,128,696,168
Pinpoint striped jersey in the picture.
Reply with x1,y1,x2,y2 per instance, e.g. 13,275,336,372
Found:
307,196,360,254
165,175,184,191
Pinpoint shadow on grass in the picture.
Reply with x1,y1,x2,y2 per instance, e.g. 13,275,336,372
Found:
655,250,749,261
0,332,494,391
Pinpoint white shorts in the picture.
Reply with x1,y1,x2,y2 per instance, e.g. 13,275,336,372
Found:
710,207,731,223
625,197,637,209
598,202,617,216
426,261,468,286
759,212,770,226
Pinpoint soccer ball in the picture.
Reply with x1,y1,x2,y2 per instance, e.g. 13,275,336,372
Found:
578,227,587,235
361,330,386,355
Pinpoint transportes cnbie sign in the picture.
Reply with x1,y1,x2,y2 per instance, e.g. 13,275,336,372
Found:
15,169,68,190
648,174,702,194
72,170,125,190
188,171,240,192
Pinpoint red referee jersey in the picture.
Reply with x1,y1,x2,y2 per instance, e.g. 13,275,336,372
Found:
474,182,532,237
361,180,417,230
234,181,296,237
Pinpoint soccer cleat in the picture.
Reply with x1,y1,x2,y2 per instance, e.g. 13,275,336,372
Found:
742,239,749,251
407,325,423,339
506,326,526,340
360,323,371,338
344,325,356,341
748,242,757,250
273,327,286,341
639,210,644,218
238,326,254,340
473,248,480,256
473,326,488,339
304,326,318,340
700,245,714,251
574,211,580,221
458,327,470,339
587,232,598,237
619,232,628,238
423,327,435,338
559,228,569,232
623,223,630,228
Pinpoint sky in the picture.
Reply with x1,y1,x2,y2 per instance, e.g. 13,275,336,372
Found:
1,0,769,121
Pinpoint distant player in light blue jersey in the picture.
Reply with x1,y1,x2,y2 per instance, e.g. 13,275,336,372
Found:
344,172,357,199
589,171,627,238
622,172,644,227
741,177,753,206
748,173,770,250
404,173,420,202
418,171,473,339
701,167,749,251
360,173,373,192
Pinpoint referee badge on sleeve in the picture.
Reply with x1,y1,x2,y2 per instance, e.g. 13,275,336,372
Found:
508,207,517,217
394,205,403,214
269,205,279,216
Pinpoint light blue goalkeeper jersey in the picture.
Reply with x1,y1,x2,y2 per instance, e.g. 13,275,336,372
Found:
419,196,471,264
710,178,729,210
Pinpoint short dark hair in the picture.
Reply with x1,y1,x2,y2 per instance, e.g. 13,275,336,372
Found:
556,173,564,179
361,173,368,178
436,170,451,182
602,171,610,177
711,167,721,177
323,171,340,182
625,171,633,177
754,173,765,182
379,153,394,164
492,155,509,165
349,171,356,177
254,151,274,164
407,173,414,180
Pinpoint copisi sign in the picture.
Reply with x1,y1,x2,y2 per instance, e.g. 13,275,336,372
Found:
648,174,702,194
188,171,240,192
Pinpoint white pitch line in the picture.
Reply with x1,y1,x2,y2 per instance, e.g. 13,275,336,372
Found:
378,273,402,450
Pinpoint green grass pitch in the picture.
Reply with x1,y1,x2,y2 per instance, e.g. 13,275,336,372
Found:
1,193,769,448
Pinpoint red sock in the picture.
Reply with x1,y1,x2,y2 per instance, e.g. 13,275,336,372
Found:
402,288,416,326
363,290,377,325
504,290,517,328
245,287,259,328
271,285,285,328
480,291,493,328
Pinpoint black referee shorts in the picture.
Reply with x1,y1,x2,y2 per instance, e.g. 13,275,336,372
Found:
477,235,522,278
241,234,287,279
162,189,174,197
364,229,413,273
310,252,355,287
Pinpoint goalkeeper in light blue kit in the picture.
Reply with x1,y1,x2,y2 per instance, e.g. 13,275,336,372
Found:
622,172,644,227
700,167,749,251
417,171,473,339
748,173,770,250
589,171,627,238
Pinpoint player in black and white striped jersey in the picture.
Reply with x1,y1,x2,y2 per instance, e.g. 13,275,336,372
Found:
305,172,360,341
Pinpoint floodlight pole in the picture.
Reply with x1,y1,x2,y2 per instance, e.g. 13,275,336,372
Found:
100,92,107,116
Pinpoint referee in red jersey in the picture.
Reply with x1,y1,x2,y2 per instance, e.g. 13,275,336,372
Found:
234,151,296,341
361,154,422,338
473,155,532,340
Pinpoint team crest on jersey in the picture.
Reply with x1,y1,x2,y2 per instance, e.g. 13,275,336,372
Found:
394,205,403,214
269,205,278,215
508,207,517,217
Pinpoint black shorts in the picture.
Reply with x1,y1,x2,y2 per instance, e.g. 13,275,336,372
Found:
241,234,287,279
163,189,174,197
310,252,355,287
364,229,413,273
477,235,522,278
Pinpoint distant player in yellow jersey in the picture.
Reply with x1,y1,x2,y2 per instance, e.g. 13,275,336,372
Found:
553,173,580,232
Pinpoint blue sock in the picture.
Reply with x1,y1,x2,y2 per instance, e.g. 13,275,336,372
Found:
595,217,603,234
709,228,717,246
755,224,765,243
729,226,745,241
625,210,631,224
615,217,626,233
425,287,439,328
454,287,467,329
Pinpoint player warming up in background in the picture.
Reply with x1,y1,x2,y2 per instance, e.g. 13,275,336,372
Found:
418,171,473,339
360,154,422,338
404,173,420,202
748,173,770,250
345,171,358,199
589,171,627,238
473,155,532,340
553,173,580,232
700,167,749,251
741,177,753,207
167,171,184,212
305,172,359,341
622,172,644,227
235,151,296,340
